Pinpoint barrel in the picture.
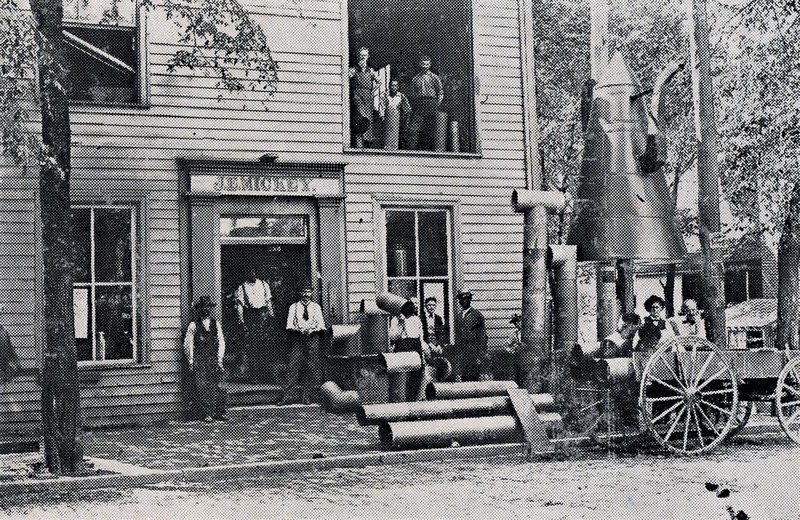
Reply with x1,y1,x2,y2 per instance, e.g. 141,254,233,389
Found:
319,381,361,415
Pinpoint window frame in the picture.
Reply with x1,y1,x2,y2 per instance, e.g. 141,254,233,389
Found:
70,189,151,369
373,195,464,344
63,0,150,108
73,203,139,365
341,0,482,157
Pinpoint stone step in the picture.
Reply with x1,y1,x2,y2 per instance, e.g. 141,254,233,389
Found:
225,382,283,407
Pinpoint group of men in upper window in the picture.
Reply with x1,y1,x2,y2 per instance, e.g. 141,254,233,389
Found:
349,47,445,151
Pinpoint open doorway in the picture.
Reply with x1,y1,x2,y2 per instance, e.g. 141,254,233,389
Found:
220,243,311,384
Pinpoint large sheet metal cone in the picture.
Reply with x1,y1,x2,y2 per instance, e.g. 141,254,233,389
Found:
568,52,686,261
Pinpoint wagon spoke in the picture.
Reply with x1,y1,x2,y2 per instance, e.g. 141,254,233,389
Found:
659,355,688,390
701,388,734,396
664,405,686,443
698,398,733,417
682,405,691,452
782,383,800,399
787,408,800,425
693,352,716,388
648,395,684,403
689,343,698,389
651,399,685,424
695,403,721,437
649,375,684,395
691,403,706,448
696,367,730,392
780,399,800,408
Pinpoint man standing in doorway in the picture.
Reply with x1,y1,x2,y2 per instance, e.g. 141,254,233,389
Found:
282,286,326,405
234,268,274,381
407,55,444,151
453,289,488,382
420,296,445,347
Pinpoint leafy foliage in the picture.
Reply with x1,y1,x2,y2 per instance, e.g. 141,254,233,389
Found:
0,0,39,162
147,0,279,101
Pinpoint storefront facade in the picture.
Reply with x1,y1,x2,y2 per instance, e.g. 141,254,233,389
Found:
0,0,537,432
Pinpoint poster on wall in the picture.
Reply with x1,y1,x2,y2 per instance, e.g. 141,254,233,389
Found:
73,287,89,339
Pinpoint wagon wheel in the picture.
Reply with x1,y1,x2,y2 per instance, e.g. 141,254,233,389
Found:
775,355,800,444
639,336,739,455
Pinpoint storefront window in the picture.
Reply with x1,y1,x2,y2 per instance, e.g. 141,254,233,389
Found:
347,0,476,153
385,208,452,338
73,205,138,362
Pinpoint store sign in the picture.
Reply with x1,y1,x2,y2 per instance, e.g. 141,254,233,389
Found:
191,174,340,197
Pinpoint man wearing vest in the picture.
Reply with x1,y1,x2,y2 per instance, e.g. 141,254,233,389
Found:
183,296,227,422
234,268,274,380
281,286,325,405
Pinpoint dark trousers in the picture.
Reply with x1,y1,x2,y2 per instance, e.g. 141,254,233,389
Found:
284,331,322,396
407,98,438,150
454,347,485,382
194,361,226,418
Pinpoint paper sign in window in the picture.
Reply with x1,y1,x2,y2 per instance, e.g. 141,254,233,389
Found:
73,288,89,339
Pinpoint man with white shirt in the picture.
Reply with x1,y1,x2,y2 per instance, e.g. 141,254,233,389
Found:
453,289,488,382
183,296,227,422
233,268,274,380
669,298,707,338
281,286,325,405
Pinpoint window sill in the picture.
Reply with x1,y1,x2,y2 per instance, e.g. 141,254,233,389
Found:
344,148,481,159
70,100,150,111
78,360,151,371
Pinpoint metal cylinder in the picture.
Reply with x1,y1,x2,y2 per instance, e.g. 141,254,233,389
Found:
380,351,422,373
550,245,579,351
448,120,460,152
319,381,361,415
359,300,386,315
357,393,558,426
329,324,362,356
393,249,410,276
511,189,568,213
433,111,448,152
360,313,390,354
376,292,408,315
597,261,619,340
379,415,522,450
425,380,518,400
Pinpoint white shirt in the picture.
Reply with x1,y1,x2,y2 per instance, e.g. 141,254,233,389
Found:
286,300,325,332
235,279,273,314
389,315,424,341
183,318,226,366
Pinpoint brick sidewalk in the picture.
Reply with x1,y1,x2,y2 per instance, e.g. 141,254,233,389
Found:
81,405,381,471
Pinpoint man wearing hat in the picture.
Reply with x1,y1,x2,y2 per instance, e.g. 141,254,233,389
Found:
282,286,326,405
453,289,488,382
183,296,227,422
636,294,673,351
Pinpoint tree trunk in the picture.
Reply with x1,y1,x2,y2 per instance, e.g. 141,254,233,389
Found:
29,0,83,475
688,0,726,346
776,182,800,349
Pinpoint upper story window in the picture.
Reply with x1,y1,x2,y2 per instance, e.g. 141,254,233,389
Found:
347,0,476,154
72,205,140,363
63,0,140,104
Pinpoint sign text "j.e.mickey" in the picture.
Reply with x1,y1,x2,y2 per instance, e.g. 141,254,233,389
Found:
213,175,312,193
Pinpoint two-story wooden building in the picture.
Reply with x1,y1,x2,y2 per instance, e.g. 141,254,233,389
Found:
0,0,542,432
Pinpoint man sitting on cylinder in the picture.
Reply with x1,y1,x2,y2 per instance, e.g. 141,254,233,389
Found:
599,312,641,358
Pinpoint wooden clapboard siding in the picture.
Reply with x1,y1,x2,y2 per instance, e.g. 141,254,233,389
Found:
0,0,533,428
